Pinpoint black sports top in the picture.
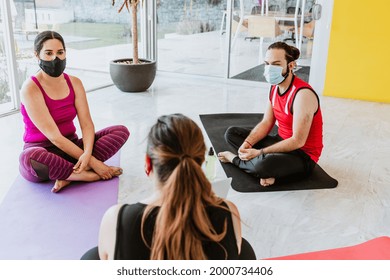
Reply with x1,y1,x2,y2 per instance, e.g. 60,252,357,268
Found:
114,202,239,259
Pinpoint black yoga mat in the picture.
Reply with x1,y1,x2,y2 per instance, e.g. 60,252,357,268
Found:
199,113,338,192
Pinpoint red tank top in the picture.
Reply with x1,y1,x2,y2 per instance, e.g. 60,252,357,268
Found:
21,73,77,143
269,76,323,162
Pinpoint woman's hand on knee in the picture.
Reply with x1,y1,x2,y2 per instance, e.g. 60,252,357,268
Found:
73,152,92,173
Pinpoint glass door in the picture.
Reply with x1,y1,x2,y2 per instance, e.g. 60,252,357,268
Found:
155,0,227,78
0,0,20,116
14,0,134,92
226,0,318,85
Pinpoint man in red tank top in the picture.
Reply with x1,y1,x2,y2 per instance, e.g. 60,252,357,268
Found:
218,42,323,187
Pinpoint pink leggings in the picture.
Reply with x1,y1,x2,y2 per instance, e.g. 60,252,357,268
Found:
19,125,130,182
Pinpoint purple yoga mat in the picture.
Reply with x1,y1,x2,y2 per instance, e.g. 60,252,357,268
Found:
0,153,120,260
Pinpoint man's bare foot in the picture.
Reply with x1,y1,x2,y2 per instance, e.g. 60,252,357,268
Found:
217,151,237,163
52,180,71,193
109,166,123,177
260,178,275,187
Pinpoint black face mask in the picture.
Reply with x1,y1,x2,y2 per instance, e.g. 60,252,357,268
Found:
39,57,66,77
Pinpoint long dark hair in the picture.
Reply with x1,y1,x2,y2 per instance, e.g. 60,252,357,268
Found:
142,113,228,259
34,31,66,54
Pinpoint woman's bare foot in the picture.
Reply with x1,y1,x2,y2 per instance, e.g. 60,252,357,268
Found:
52,180,71,193
217,151,237,163
260,178,275,187
52,170,101,193
109,166,123,177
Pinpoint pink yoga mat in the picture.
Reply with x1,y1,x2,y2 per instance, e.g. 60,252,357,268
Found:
267,236,390,260
0,154,119,260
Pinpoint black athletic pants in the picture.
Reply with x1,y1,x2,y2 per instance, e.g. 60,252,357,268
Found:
225,126,315,183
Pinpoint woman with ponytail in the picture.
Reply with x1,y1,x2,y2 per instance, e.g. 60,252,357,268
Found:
82,114,256,260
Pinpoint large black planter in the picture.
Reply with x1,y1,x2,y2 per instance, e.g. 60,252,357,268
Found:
109,58,156,92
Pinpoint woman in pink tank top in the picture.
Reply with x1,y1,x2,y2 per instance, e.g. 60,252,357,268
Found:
19,31,129,193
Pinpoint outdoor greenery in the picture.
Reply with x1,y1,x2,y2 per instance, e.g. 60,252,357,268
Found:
55,22,132,50
56,21,178,48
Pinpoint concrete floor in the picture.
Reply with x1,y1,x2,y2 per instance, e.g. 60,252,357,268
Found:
1,70,389,259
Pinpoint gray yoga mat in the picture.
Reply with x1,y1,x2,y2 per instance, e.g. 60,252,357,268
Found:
200,113,338,192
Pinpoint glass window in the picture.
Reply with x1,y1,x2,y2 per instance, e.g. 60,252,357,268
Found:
227,0,315,83
13,0,137,92
0,1,18,115
156,0,227,78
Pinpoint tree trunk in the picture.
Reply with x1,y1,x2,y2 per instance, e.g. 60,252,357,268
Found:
131,2,139,64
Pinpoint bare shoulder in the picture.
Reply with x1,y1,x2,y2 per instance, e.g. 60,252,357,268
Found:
20,78,41,102
67,74,87,99
102,204,123,224
295,88,319,112
67,74,84,88
67,74,81,83
99,205,123,246
296,88,318,102
223,199,240,217
99,204,123,260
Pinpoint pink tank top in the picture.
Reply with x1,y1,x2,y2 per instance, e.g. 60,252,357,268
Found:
21,73,77,143
269,76,323,162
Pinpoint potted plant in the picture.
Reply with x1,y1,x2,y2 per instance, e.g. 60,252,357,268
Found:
110,0,157,92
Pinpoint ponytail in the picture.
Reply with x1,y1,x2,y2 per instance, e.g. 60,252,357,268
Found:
141,114,229,259
150,157,227,259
